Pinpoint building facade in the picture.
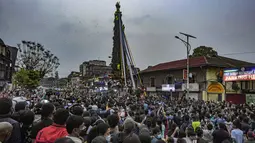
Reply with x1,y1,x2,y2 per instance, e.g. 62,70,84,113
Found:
139,56,255,101
79,60,112,77
0,39,18,90
223,67,255,104
40,77,56,88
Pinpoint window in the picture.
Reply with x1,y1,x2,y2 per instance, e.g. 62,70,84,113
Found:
244,81,255,90
190,73,197,83
241,81,249,90
252,81,255,90
150,77,155,87
166,76,173,84
0,71,4,79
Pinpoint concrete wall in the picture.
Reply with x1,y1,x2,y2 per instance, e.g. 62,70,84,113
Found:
140,67,206,88
139,67,207,99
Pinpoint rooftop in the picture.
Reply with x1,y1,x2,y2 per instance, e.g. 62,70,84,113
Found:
141,56,255,73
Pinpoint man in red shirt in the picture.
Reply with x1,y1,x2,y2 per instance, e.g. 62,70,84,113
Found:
35,108,70,143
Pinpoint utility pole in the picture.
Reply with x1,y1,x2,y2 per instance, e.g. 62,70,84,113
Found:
175,32,196,98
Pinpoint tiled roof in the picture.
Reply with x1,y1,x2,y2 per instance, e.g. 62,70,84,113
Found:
141,56,207,73
206,56,255,68
141,56,255,73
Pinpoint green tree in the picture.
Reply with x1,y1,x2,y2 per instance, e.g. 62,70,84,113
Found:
191,46,218,57
13,68,41,89
111,2,122,79
17,40,60,78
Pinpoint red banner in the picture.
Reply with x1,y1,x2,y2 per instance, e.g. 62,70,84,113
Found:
223,74,255,81
183,69,187,80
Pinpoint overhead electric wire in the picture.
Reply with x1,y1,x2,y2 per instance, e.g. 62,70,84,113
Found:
220,51,255,56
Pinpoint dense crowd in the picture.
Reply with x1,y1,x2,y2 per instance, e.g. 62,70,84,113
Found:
0,91,255,143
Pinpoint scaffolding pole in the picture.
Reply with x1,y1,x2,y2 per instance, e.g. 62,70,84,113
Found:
118,13,127,86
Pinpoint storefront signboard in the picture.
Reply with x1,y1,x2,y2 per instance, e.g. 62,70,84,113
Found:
162,84,175,92
223,68,255,81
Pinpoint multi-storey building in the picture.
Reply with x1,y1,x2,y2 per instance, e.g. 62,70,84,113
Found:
79,60,112,77
0,38,18,90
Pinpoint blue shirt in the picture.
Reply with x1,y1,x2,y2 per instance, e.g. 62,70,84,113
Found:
216,118,226,124
231,129,243,143
151,137,158,143
144,103,148,110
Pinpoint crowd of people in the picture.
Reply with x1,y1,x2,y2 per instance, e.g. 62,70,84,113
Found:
0,90,255,143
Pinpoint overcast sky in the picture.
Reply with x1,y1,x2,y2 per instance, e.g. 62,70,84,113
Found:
1,0,255,77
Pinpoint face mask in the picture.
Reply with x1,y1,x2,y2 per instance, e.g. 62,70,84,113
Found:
106,135,111,142
156,134,162,139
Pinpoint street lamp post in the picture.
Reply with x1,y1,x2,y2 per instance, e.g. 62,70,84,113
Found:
175,32,196,98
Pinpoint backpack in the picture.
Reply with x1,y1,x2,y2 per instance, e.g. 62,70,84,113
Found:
116,132,125,143
222,138,238,143
110,132,119,143
115,132,134,143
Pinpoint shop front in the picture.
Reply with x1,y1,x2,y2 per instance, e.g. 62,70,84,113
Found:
223,67,255,104
205,82,225,101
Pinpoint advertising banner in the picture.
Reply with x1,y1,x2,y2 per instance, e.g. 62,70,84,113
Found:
223,68,255,82
162,84,175,92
